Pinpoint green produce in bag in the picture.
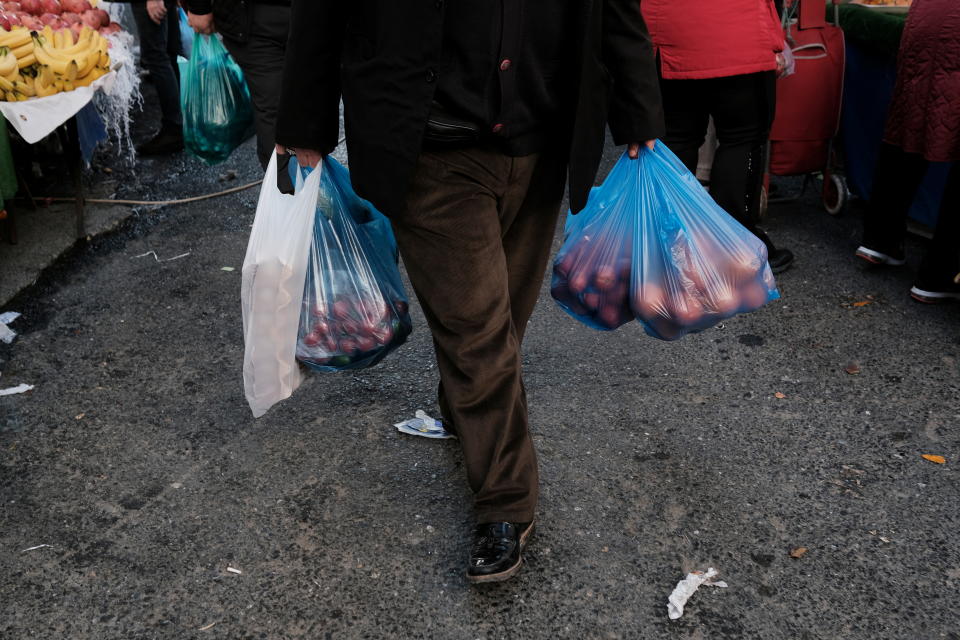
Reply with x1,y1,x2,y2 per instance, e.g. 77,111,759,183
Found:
180,35,255,164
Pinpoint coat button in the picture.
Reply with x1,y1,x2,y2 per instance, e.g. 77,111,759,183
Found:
426,68,436,83
499,59,511,72
492,123,504,134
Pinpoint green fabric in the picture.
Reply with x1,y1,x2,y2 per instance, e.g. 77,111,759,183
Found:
828,3,907,60
0,118,16,211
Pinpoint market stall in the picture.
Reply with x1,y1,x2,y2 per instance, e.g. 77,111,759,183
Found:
0,0,137,243
831,1,951,228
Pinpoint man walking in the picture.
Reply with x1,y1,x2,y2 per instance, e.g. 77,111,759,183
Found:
184,0,291,169
275,0,663,583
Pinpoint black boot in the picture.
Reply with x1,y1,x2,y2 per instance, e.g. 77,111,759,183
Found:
466,521,535,584
754,228,794,274
137,123,184,156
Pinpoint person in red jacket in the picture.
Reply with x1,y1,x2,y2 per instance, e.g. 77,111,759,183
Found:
854,0,959,303
642,0,794,273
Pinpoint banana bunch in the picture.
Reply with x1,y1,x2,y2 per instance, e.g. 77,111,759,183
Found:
0,25,111,101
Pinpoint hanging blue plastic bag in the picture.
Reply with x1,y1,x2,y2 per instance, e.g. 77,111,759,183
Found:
294,157,413,371
178,8,194,60
551,143,779,340
180,34,254,164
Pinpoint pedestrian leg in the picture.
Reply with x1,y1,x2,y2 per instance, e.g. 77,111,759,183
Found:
394,147,540,524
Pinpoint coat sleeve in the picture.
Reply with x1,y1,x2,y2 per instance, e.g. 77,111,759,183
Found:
274,0,345,154
182,0,212,15
601,0,665,145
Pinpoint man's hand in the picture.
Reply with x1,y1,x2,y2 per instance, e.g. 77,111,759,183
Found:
628,139,657,159
187,11,215,35
275,144,323,169
146,0,167,24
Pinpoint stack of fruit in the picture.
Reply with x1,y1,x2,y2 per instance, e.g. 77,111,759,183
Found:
296,290,412,371
0,22,109,100
0,0,121,38
0,0,116,101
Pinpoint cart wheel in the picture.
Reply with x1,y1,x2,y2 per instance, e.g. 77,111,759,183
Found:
822,173,849,216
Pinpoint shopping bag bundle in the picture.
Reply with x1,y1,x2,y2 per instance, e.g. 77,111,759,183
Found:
295,158,412,372
551,143,779,341
241,153,412,417
180,34,254,164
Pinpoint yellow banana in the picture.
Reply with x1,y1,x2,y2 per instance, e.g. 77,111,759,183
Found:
0,28,31,49
31,40,78,80
74,66,106,87
17,53,36,69
0,50,17,77
36,38,96,61
11,41,34,59
41,26,54,44
0,74,13,92
61,79,73,92
35,76,58,97
76,52,98,78
36,64,53,89
14,91,27,101
13,79,34,96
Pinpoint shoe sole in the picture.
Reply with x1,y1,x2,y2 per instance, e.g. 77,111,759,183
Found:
910,286,960,304
856,246,905,266
466,521,536,585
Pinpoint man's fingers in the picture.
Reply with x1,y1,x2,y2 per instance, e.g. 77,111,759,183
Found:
628,142,640,159
645,139,656,151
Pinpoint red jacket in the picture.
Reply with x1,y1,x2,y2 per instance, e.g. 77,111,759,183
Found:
641,0,784,80
884,0,960,163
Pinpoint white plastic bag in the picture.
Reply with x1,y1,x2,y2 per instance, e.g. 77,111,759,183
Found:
241,152,322,417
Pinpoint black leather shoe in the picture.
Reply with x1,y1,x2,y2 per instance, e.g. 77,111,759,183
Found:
466,521,534,584
137,124,184,156
768,247,795,274
753,228,794,274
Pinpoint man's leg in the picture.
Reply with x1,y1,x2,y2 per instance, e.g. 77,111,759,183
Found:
221,5,290,169
132,3,182,131
659,77,710,173
395,147,539,524
859,143,928,261
913,163,960,301
437,150,566,425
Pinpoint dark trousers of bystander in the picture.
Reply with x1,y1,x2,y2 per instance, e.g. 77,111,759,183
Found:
864,143,959,283
658,71,776,242
221,5,290,170
392,145,566,524
131,0,183,129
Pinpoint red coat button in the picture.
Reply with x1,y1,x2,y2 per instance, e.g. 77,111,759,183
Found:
492,123,504,134
499,59,512,72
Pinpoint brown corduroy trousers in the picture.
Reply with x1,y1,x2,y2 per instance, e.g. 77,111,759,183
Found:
392,145,566,523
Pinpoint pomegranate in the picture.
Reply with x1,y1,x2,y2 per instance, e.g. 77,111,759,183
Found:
59,0,89,12
19,0,39,14
79,8,98,27
38,0,58,14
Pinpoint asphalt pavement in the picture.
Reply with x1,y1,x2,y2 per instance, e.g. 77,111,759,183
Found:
1,109,958,639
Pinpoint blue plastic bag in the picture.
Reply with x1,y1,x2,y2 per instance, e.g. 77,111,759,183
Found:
178,8,194,59
294,157,412,371
180,35,254,164
551,143,780,340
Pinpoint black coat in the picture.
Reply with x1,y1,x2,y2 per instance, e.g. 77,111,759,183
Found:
183,0,289,42
275,0,664,216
